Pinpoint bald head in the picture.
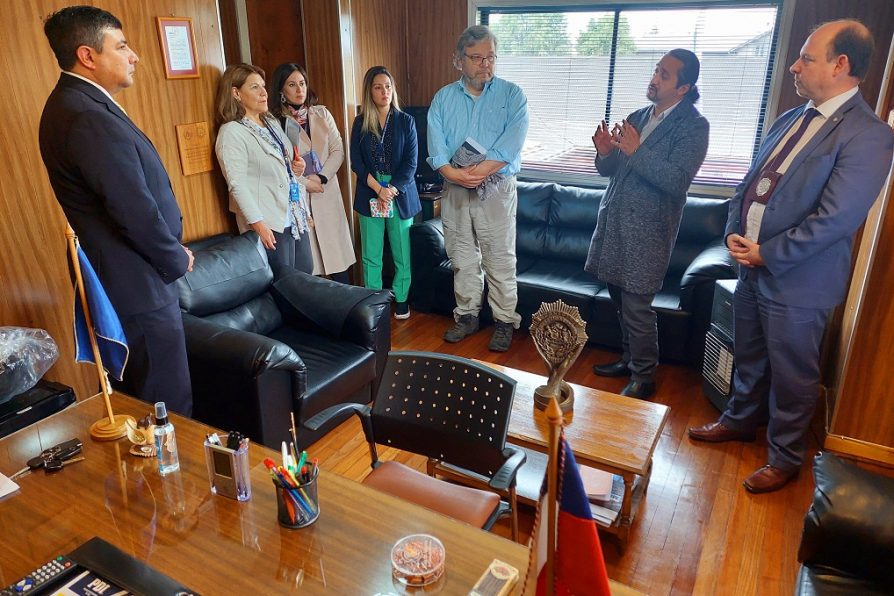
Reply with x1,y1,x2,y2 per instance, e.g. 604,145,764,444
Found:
790,20,873,104
815,20,874,81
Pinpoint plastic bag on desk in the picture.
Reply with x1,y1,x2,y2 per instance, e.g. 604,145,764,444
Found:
0,327,59,404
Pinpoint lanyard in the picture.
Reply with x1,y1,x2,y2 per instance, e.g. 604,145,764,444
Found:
374,109,391,172
240,117,294,182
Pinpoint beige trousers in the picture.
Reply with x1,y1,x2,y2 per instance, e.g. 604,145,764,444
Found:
441,176,521,327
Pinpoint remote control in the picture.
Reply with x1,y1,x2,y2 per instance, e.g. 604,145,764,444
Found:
1,555,77,594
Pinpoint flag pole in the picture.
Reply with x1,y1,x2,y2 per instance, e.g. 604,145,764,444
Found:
66,225,134,440
544,395,563,596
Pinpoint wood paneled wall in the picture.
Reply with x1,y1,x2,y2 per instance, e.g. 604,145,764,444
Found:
245,0,305,77
829,38,894,460
0,1,228,402
351,0,409,108
301,0,353,211
405,0,467,106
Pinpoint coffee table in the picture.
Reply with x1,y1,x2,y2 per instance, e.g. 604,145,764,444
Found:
482,362,669,550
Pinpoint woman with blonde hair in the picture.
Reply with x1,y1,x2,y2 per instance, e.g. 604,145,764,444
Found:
349,66,420,319
214,63,312,273
270,63,355,283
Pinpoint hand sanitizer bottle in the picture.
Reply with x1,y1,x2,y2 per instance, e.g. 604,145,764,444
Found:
154,401,180,475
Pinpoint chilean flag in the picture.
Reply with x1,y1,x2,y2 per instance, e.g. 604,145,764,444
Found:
525,436,612,596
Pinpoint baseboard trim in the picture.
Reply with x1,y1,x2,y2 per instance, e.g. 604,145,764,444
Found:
823,433,894,468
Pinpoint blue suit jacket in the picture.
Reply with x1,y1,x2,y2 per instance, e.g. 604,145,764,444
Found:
39,75,189,317
350,109,421,219
726,93,894,309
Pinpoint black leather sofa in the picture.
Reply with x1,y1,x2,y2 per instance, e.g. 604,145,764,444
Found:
176,232,392,449
410,181,735,364
796,451,894,595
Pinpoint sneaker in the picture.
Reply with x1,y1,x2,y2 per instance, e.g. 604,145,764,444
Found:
443,315,479,343
395,302,410,320
488,322,514,352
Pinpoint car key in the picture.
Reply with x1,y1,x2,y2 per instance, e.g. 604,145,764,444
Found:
9,438,82,480
44,456,86,472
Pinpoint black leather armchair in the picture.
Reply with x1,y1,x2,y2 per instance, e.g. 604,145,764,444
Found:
177,232,392,449
795,452,894,595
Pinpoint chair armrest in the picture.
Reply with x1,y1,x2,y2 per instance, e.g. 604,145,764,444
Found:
798,452,894,585
271,271,391,350
409,219,446,312
182,313,305,376
679,240,736,311
489,446,527,492
303,402,375,447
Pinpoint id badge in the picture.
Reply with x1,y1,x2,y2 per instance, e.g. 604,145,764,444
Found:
289,181,301,203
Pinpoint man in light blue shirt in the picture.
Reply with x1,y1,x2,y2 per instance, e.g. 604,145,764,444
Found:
428,25,529,352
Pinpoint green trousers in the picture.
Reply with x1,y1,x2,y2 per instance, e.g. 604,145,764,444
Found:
359,211,413,302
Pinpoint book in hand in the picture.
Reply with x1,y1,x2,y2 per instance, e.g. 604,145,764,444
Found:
450,137,487,168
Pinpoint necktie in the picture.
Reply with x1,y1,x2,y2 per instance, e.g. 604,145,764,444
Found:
741,107,819,223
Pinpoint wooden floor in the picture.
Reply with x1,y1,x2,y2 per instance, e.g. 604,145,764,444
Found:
312,311,823,596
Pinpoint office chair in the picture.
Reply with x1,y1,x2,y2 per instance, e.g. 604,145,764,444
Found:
305,351,525,540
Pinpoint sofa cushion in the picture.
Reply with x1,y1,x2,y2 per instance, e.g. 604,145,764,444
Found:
666,197,730,280
179,232,272,316
517,181,601,266
268,326,376,419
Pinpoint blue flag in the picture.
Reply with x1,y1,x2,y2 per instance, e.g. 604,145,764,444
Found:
73,246,129,381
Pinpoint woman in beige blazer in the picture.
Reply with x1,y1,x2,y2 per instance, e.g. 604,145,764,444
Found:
271,63,355,283
215,64,311,274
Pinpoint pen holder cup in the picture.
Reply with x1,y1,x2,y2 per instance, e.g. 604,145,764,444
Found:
274,469,320,529
203,433,251,501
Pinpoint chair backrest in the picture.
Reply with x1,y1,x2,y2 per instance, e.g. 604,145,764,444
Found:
177,232,283,335
371,351,517,478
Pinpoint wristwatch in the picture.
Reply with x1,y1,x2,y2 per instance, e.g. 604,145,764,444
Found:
317,174,328,185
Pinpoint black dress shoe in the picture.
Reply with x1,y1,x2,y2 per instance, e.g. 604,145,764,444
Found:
592,360,631,377
620,379,656,400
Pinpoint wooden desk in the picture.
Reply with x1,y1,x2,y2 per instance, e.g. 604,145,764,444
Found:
0,394,527,594
484,362,669,549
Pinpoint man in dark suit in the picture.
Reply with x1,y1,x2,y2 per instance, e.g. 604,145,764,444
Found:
39,6,194,415
586,49,709,399
689,20,894,493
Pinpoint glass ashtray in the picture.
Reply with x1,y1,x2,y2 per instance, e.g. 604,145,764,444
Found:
390,533,445,586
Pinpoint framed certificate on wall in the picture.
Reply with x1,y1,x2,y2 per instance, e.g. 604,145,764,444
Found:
156,17,199,79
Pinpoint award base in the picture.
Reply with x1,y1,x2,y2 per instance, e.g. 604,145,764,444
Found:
533,381,574,415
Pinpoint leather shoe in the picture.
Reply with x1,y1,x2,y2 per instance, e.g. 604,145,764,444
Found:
620,379,655,400
688,421,756,443
743,464,799,494
592,359,631,377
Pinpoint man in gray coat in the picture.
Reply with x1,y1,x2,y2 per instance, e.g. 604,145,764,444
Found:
585,49,709,399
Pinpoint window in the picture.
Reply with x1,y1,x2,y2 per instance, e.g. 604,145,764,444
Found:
476,1,783,190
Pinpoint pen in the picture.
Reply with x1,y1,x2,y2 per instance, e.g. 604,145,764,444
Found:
281,441,288,468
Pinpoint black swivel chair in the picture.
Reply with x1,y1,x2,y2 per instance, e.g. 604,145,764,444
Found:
306,351,526,540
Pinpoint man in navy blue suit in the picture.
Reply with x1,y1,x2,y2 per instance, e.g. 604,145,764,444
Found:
39,6,194,415
689,20,894,493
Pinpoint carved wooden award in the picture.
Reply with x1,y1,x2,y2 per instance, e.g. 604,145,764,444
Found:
529,300,588,414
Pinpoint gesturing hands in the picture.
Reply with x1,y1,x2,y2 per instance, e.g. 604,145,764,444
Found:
591,119,641,156
592,120,613,155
